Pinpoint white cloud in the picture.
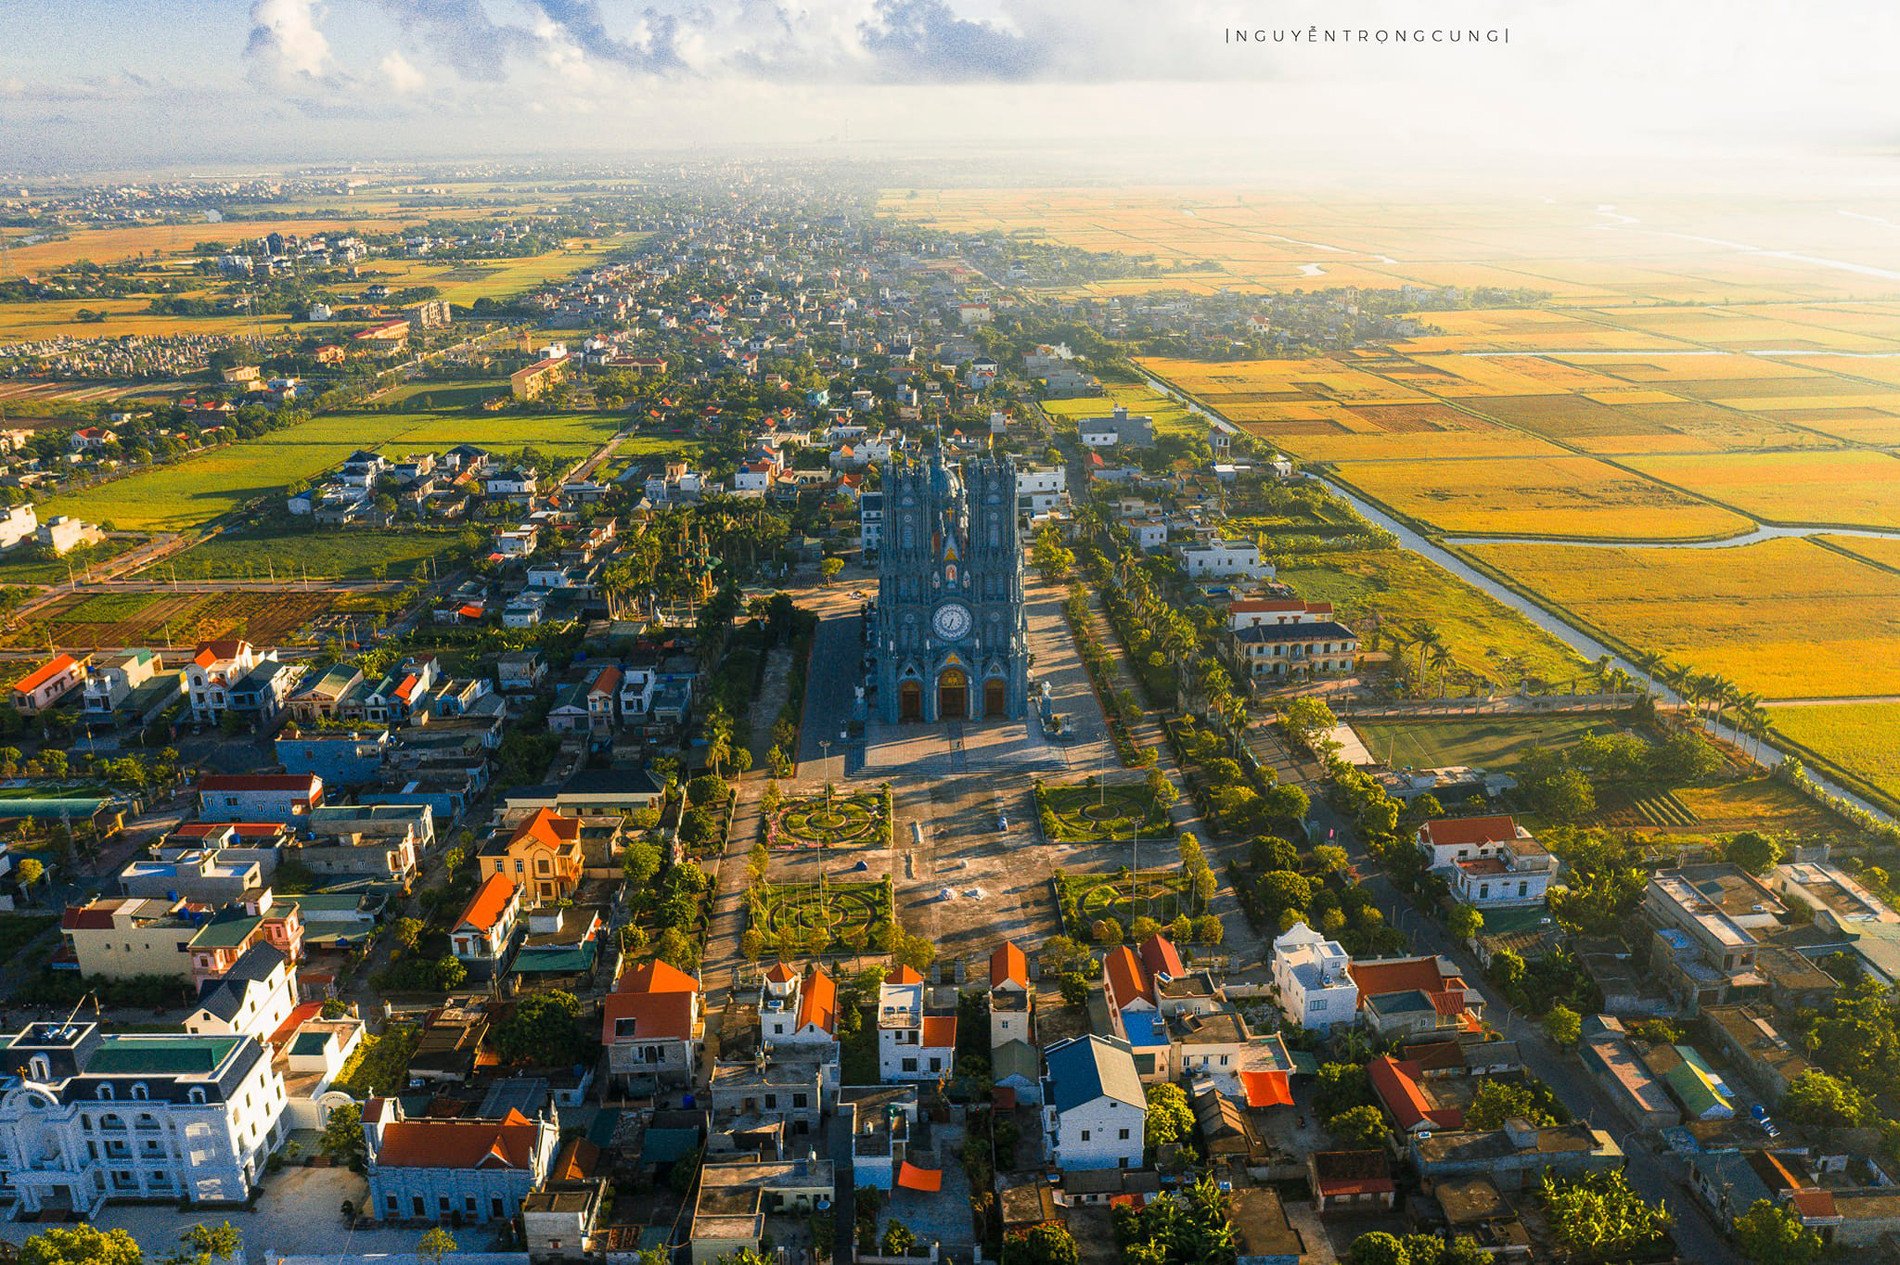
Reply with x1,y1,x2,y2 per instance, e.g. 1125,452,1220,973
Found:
379,51,427,95
246,0,334,82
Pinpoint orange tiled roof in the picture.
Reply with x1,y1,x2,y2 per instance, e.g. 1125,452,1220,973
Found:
797,966,837,1033
12,654,79,696
511,806,582,854
375,1108,541,1169
1348,956,1463,1003
921,1015,957,1049
888,965,923,985
457,873,517,933
192,639,249,667
764,962,798,984
602,988,697,1044
618,959,698,995
1138,933,1185,981
1104,946,1151,1010
1419,816,1520,849
989,942,1028,990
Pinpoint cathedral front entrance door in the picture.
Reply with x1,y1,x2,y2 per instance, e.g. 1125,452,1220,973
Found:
899,680,923,722
937,668,968,720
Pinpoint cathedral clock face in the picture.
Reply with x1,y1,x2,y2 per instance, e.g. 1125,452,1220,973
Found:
932,602,973,641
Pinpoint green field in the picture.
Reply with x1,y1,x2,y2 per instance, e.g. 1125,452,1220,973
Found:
378,380,509,409
1038,780,1169,842
1039,373,1201,438
170,527,465,581
1351,716,1622,773
1278,548,1590,692
0,535,141,586
42,408,623,531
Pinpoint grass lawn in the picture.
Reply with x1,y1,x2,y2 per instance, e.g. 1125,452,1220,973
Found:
0,535,142,586
378,380,509,410
1279,548,1590,692
41,407,623,531
169,527,466,581
0,914,58,962
1351,716,1620,773
766,791,890,851
1038,781,1169,842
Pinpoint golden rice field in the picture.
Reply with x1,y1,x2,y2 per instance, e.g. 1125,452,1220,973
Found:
1769,703,1900,812
1037,376,1198,437
0,217,426,271
1332,455,1750,540
0,299,297,343
1625,450,1900,531
1463,537,1900,700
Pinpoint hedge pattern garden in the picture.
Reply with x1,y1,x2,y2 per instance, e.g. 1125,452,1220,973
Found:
746,879,897,955
1035,777,1171,843
763,783,894,851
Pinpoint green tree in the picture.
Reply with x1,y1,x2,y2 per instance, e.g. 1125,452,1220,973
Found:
880,1220,917,1256
1466,1079,1561,1130
1447,903,1483,941
393,917,425,950
820,557,845,585
319,1101,367,1170
1781,1069,1875,1128
1544,1004,1582,1046
1325,1104,1391,1149
1009,1222,1079,1265
492,990,592,1067
21,1228,143,1265
1724,830,1783,876
1539,1170,1670,1261
1733,1198,1823,1265
167,1223,241,1265
417,1227,457,1265
1145,1082,1196,1148
1344,1232,1404,1265
622,838,662,886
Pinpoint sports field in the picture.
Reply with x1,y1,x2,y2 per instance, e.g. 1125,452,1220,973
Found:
1351,716,1613,772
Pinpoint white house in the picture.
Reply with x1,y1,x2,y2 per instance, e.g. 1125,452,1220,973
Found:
1417,815,1554,909
0,1022,289,1213
0,504,38,551
184,942,299,1042
989,942,1032,1050
760,964,839,1051
82,649,160,718
876,966,957,1082
1042,1035,1145,1171
186,639,273,723
1272,922,1359,1033
197,773,323,824
1174,539,1270,580
451,873,522,967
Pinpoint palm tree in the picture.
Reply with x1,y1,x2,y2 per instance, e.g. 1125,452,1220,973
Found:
1429,644,1455,698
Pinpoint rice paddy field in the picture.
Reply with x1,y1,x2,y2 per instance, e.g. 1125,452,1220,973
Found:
39,407,622,531
1038,375,1198,437
168,528,462,581
1463,537,1900,700
884,186,1900,811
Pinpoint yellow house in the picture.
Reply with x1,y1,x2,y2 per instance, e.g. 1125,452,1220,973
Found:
481,807,584,905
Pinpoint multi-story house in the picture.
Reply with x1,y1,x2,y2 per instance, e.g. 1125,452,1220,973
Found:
185,894,304,988
876,966,957,1082
760,964,839,1053
117,845,263,906
0,1022,290,1213
1272,922,1360,1032
1042,1035,1145,1171
186,640,273,724
989,941,1032,1049
363,1096,560,1224
1416,816,1554,909
226,659,300,731
479,808,584,906
602,959,705,1094
451,874,522,973
1227,599,1358,681
585,666,621,737
1348,956,1483,1039
60,897,203,981
197,773,324,824
81,650,158,718
1644,865,1783,1013
183,942,299,1041
301,804,431,886
275,728,389,789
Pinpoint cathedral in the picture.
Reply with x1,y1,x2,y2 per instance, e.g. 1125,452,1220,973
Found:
872,446,1029,724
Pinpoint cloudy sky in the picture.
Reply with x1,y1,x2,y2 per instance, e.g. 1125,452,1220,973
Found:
2,0,1898,172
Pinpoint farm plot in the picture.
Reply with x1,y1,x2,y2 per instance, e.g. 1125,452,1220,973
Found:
8,590,334,649
1465,536,1900,700
1039,378,1199,438
747,880,895,954
1768,703,1900,813
1329,455,1750,540
764,789,892,851
1035,779,1170,843
167,528,463,581
1626,450,1900,531
1350,716,1617,774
